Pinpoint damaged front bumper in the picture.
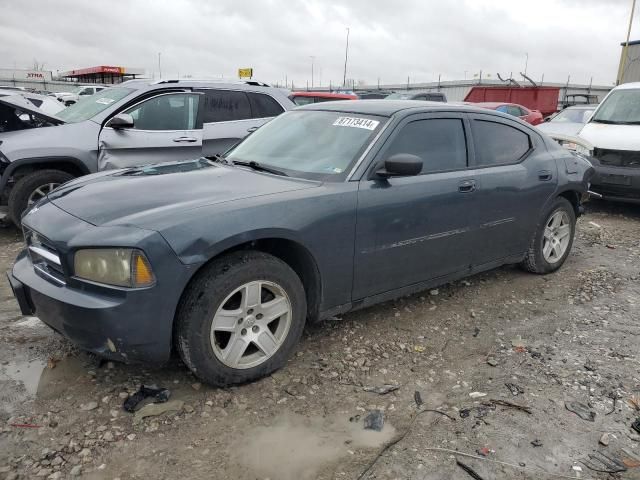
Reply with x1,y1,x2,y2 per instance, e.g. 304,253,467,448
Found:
8,250,173,364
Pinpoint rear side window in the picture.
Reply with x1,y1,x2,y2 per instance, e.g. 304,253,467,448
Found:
384,118,467,173
473,120,530,166
291,96,315,106
247,92,284,118
506,105,522,117
202,90,251,123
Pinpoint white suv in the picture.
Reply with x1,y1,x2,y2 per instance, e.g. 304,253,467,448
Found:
579,82,640,203
52,85,106,106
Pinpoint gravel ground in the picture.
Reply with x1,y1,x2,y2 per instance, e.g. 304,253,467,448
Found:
1,200,639,480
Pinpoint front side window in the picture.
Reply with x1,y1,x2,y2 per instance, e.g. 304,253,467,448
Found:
202,90,251,123
247,92,283,118
473,120,530,166
383,118,467,173
56,87,134,123
226,110,385,180
591,89,640,124
124,93,199,130
506,106,523,117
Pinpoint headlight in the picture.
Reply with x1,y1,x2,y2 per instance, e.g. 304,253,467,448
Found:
74,248,155,288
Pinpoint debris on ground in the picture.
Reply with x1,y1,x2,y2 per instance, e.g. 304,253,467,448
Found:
581,451,627,473
123,384,171,412
456,459,485,480
486,357,498,367
363,384,399,395
79,401,98,411
490,399,532,415
133,400,184,425
599,433,610,446
505,383,524,396
414,391,424,407
565,401,596,422
363,410,385,432
632,418,640,434
469,391,487,399
476,447,493,457
531,439,543,447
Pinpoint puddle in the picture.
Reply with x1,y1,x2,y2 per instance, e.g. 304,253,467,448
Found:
0,355,86,414
230,414,395,480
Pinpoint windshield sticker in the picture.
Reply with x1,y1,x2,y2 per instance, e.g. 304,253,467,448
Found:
95,98,115,105
333,117,379,130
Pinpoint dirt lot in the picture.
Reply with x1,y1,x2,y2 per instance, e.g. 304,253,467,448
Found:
1,201,640,480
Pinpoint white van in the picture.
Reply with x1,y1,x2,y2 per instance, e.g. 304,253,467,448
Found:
579,82,640,203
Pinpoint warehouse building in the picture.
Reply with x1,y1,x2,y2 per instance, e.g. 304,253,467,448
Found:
619,40,640,84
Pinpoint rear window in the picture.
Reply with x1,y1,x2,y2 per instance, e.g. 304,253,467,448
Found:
247,92,283,118
202,90,251,123
473,120,531,166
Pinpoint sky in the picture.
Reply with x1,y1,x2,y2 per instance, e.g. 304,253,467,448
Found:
0,0,637,88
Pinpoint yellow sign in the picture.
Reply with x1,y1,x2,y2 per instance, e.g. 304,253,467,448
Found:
238,68,253,79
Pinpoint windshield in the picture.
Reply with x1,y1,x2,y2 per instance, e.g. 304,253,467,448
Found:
551,108,594,124
56,87,134,123
592,89,640,124
226,110,385,181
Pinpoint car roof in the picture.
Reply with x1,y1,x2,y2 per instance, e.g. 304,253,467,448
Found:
612,82,640,91
119,78,283,93
291,91,357,99
563,104,598,110
297,99,505,117
473,102,515,108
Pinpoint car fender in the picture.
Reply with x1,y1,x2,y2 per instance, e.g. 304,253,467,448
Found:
0,156,91,192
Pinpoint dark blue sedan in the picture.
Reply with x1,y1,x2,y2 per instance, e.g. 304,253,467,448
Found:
8,100,593,386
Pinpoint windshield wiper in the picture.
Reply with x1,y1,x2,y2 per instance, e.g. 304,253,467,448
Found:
206,153,234,166
232,160,288,177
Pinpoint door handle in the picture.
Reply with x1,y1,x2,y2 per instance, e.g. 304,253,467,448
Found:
538,170,553,181
458,180,476,193
172,136,198,143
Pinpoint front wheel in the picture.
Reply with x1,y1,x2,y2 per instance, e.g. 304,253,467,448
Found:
175,251,307,386
8,169,74,225
520,197,576,274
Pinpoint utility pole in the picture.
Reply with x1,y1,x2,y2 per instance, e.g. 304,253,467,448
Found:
343,27,350,87
310,56,315,88
524,52,529,76
158,52,162,79
617,0,637,84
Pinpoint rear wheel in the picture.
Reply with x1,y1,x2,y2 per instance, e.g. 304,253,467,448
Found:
176,251,307,386
520,197,576,274
8,169,73,225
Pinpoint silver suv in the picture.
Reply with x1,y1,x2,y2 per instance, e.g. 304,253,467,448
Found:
0,79,294,224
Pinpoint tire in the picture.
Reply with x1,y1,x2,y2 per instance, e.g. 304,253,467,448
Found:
521,197,576,274
175,250,307,386
8,169,74,225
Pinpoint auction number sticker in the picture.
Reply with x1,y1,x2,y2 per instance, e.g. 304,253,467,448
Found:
96,98,115,105
333,117,379,130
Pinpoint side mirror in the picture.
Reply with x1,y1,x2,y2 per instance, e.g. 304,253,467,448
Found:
106,113,134,129
376,153,423,177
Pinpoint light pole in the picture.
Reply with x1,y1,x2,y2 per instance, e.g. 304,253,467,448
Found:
617,0,637,84
158,52,162,79
343,27,350,87
524,52,528,76
310,56,315,88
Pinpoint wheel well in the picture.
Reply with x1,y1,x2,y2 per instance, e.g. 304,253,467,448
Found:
10,161,85,181
179,238,322,323
558,190,580,216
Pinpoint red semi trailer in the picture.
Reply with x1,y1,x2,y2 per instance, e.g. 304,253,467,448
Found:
464,86,560,117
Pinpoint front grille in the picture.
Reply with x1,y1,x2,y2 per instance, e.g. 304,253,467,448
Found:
24,228,66,285
594,148,640,168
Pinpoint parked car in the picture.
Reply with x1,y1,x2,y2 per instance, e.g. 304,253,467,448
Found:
0,79,294,224
578,82,640,203
51,85,107,106
289,91,358,106
385,91,447,102
0,89,65,116
8,100,593,386
354,91,392,99
0,94,63,134
537,105,597,137
473,102,544,125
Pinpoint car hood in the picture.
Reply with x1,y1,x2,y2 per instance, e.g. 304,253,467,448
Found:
0,95,64,124
579,122,640,150
48,159,320,227
536,122,583,137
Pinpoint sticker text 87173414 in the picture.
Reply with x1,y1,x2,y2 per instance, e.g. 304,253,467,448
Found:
333,117,380,130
